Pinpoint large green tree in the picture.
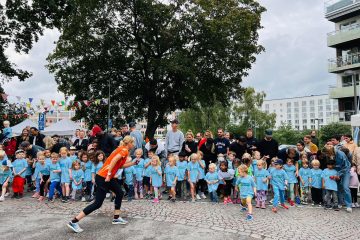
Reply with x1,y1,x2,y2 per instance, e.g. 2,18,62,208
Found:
319,122,351,145
47,0,266,138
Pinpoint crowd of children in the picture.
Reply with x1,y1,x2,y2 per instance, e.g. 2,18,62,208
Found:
1,142,358,222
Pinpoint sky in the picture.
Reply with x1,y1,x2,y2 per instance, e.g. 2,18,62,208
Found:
2,0,335,102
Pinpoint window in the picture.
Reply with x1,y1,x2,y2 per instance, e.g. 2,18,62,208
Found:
340,20,357,30
302,101,307,106
288,120,292,124
326,112,331,117
302,107,307,113
310,107,315,112
294,102,299,107
287,102,291,107
326,105,332,111
303,125,307,130
303,119,307,124
295,113,299,119
319,112,323,118
295,125,299,130
287,108,291,113
302,113,307,118
311,125,315,129
265,104,269,109
295,120,299,124
318,99,323,105
294,108,299,113
310,113,315,118
310,119,315,124
318,106,323,111
310,100,315,106
341,75,359,87
287,114,292,119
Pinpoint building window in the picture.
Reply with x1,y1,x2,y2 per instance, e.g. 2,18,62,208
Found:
319,112,323,118
294,102,299,107
326,112,331,117
295,125,299,130
341,75,360,87
295,120,299,124
318,106,323,111
265,104,269,109
310,113,315,118
287,102,291,107
303,125,307,130
326,105,331,111
287,108,291,113
302,113,307,118
295,113,299,119
310,107,315,112
302,107,306,113
294,108,299,113
303,119,307,124
302,101,307,106
310,119,315,124
311,125,315,129
287,114,292,119
310,100,315,106
318,99,323,105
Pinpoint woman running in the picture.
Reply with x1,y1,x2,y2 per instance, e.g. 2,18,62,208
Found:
67,136,138,233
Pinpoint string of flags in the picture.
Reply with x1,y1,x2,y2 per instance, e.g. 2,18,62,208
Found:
0,93,109,116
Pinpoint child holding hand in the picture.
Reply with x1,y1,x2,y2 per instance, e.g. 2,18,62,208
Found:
254,160,269,209
236,164,256,221
205,163,219,203
149,155,162,203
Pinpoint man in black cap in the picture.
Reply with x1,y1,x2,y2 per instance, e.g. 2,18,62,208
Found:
165,119,184,156
229,135,248,159
257,129,279,166
29,127,45,149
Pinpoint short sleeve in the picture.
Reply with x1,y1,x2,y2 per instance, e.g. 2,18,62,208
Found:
251,178,256,187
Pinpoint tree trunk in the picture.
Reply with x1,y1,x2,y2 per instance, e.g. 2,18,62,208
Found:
145,103,158,139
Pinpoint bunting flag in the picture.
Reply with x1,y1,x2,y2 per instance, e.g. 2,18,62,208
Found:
1,93,8,101
16,96,21,102
51,100,56,106
40,99,45,106
61,100,65,106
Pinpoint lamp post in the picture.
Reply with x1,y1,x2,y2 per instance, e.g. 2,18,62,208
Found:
344,70,358,115
107,78,111,132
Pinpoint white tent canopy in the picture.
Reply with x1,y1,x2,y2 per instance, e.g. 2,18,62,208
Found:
43,119,85,136
11,119,38,135
351,114,360,127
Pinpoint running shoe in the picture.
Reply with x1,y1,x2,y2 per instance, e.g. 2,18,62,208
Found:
246,214,253,221
200,193,207,199
295,196,301,205
240,207,247,212
67,222,83,233
112,218,128,225
0,196,4,202
346,207,352,213
196,194,201,200
280,204,289,209
272,207,277,213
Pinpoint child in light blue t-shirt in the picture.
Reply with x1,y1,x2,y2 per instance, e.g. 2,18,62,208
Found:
71,161,84,201
270,159,289,212
124,166,136,201
298,159,311,205
148,156,162,203
80,153,92,201
322,161,339,210
12,151,28,197
310,160,323,205
196,152,207,200
0,160,12,201
176,153,188,200
143,151,154,199
236,164,256,221
254,160,269,209
48,153,62,202
187,153,200,203
283,159,297,206
133,149,145,199
205,163,219,203
165,156,179,201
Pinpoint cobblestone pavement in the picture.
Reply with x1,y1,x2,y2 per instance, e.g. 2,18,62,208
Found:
0,195,359,240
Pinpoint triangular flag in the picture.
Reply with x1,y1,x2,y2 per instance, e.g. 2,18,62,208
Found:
26,103,31,108
50,110,54,115
51,100,56,106
40,99,45,106
61,100,65,106
16,96,21,102
28,98,33,103
83,100,91,107
1,93,8,101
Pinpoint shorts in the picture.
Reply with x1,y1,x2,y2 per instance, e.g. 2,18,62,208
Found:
241,196,253,205
143,176,150,187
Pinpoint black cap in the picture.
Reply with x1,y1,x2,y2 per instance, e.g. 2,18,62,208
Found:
149,139,157,145
178,151,186,157
170,119,179,124
129,122,136,128
238,136,246,142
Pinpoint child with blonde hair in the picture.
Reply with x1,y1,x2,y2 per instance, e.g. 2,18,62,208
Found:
196,151,207,199
12,150,28,198
149,155,162,203
133,148,145,199
299,159,312,205
143,150,154,199
205,163,219,203
187,153,200,203
164,155,179,202
2,120,12,139
59,147,72,202
71,161,84,201
236,164,256,221
254,160,269,209
48,153,62,202
0,160,12,201
310,160,323,206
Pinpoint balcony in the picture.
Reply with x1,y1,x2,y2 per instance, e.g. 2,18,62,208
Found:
325,0,360,22
328,52,360,73
328,23,360,47
329,85,356,98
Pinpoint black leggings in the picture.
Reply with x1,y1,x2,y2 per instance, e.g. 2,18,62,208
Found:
40,175,50,197
83,175,124,215
196,179,207,193
351,188,358,203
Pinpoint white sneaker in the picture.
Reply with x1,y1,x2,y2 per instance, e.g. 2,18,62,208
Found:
106,193,111,198
81,197,86,202
46,193,49,198
0,196,4,202
196,194,201,200
346,207,352,213
355,203,360,208
4,193,9,197
338,205,343,209
200,193,207,199
352,203,356,208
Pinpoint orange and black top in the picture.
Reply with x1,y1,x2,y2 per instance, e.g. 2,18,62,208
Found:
97,146,129,179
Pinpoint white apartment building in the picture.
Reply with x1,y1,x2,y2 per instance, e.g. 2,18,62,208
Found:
262,94,339,130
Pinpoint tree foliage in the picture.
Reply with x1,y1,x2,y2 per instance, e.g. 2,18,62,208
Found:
319,122,351,144
47,0,266,138
0,84,27,126
272,124,306,145
0,0,72,82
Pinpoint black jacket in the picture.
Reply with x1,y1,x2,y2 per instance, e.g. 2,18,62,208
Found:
98,133,117,156
181,141,198,157
73,138,89,151
257,138,279,165
199,138,217,164
229,142,247,159
29,134,46,149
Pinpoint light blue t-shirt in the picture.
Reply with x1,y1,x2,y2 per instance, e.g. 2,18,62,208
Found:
252,159,258,175
115,169,123,179
12,159,28,178
165,165,179,187
143,158,151,177
134,158,145,181
124,166,136,185
34,162,50,179
268,166,275,175
3,127,12,138
0,169,12,184
227,160,233,170
322,168,338,191
59,157,72,183
299,167,311,187
148,165,163,187
255,169,269,191
236,175,256,198
82,161,92,182
91,162,104,174
205,172,219,192
71,169,84,190
270,169,288,190
49,162,61,182
198,160,206,179
310,168,323,189
187,161,200,183
176,160,188,181
45,158,52,165
69,155,79,162
283,164,297,184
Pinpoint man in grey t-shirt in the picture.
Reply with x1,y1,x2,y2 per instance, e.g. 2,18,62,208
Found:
129,122,144,157
165,119,184,156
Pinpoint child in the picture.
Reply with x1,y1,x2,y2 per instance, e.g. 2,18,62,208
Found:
12,150,28,198
59,147,72,202
0,160,12,201
71,161,84,201
349,163,359,208
218,160,235,204
252,151,263,175
216,154,226,169
196,151,207,200
298,159,312,205
205,163,219,203
48,153,63,202
322,160,339,210
269,159,289,213
44,150,52,165
232,158,242,204
2,120,12,139
283,159,297,206
133,149,145,199
143,150,154,199
69,146,78,162
242,153,253,176
187,153,200,203
236,164,256,221
164,155,179,202
124,163,136,201
254,160,269,209
310,160,323,206
25,156,34,192
80,152,92,202
176,151,188,200
227,151,236,170
33,153,50,200
149,155,162,203
91,151,105,198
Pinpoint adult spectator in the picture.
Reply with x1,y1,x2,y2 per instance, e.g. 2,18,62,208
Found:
331,135,343,151
92,125,117,157
257,129,279,166
181,130,198,157
52,135,70,154
195,132,202,145
214,128,230,155
296,141,311,158
144,139,166,166
73,130,89,151
303,135,318,155
29,127,45,149
343,134,357,154
322,144,352,212
20,141,45,159
165,119,184,156
43,136,55,151
199,131,217,170
198,130,211,149
16,128,30,150
114,130,123,144
245,128,258,154
129,122,143,154
310,130,319,147
71,129,80,144
278,147,299,171
352,146,360,180
121,124,130,138
229,135,247,159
